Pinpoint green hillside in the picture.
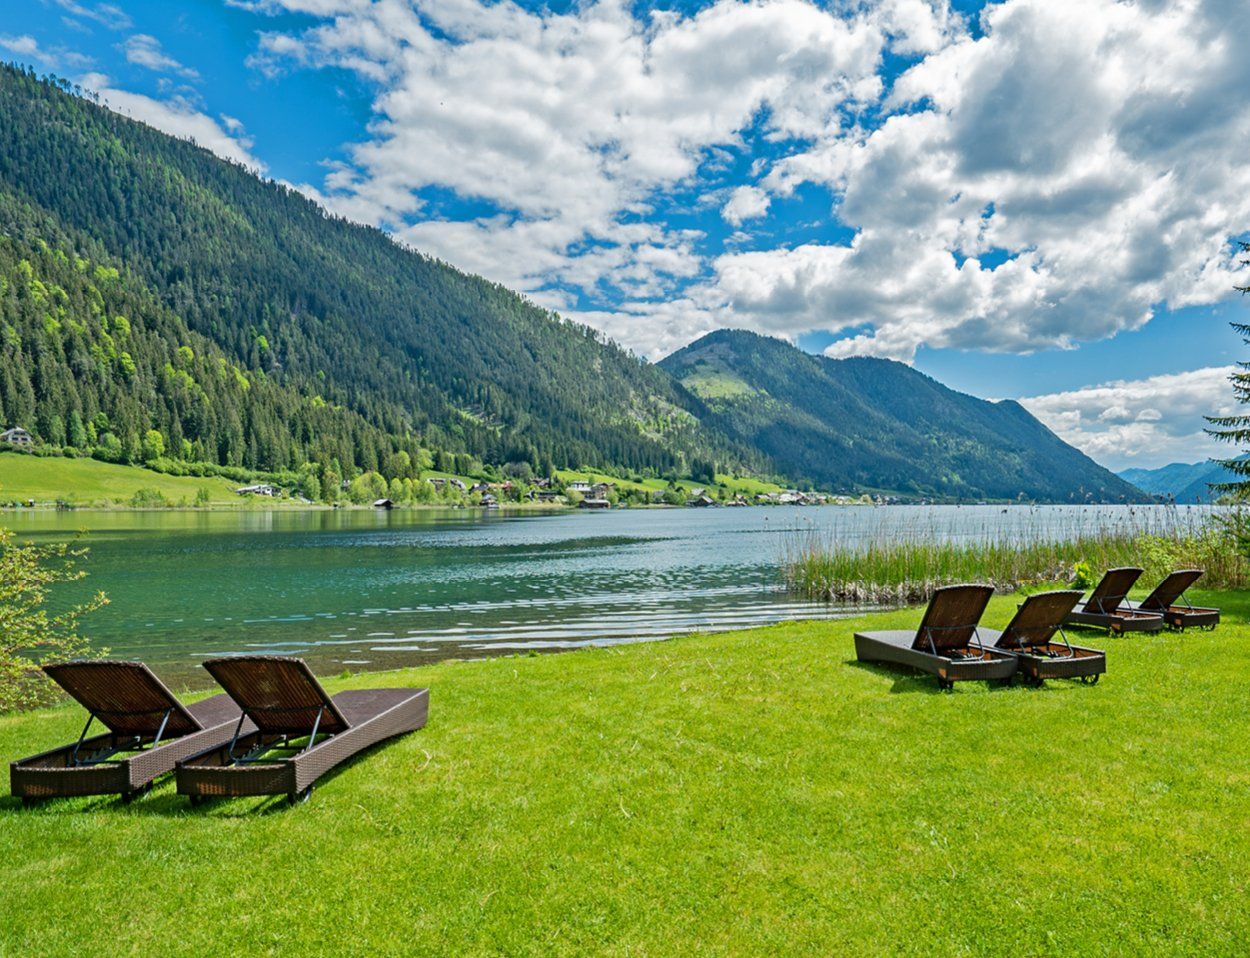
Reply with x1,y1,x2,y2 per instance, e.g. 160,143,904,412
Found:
0,65,758,488
661,329,1145,501
0,452,244,506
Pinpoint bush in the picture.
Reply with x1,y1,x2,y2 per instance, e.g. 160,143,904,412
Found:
129,488,168,508
0,528,108,711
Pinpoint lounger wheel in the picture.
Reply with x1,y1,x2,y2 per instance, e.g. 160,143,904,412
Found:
21,797,38,809
289,785,314,806
937,678,954,692
120,784,151,805
1081,674,1100,685
189,794,206,808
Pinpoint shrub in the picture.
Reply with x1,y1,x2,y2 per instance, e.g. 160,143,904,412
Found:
0,528,107,711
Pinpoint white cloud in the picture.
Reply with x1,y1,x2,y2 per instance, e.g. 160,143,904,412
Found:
1020,366,1239,471
719,0,1250,359
1,33,93,71
119,35,199,79
52,0,131,31
722,185,771,226
80,73,266,172
237,0,1250,360
244,0,887,353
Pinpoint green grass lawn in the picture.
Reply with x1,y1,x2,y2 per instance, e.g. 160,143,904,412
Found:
2,590,1248,955
0,453,245,506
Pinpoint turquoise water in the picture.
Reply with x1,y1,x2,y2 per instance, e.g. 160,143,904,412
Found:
3,504,1207,684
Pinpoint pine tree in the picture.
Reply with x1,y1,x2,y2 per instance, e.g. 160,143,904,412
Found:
1206,240,1250,497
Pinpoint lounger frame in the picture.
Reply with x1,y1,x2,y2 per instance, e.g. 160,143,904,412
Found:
1064,567,1164,634
9,660,248,804
853,630,1017,689
853,584,1016,690
980,630,1105,684
176,687,428,804
1120,570,1219,630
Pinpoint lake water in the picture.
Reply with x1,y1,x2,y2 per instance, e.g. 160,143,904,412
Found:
3,504,1208,684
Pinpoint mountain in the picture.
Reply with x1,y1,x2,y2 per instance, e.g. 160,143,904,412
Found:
1118,458,1244,503
660,329,1144,501
0,65,755,484
0,66,1142,502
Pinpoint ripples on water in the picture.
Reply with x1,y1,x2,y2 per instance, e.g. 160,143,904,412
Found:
5,504,1214,682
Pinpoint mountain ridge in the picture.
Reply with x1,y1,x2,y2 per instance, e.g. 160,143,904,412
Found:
660,329,1145,502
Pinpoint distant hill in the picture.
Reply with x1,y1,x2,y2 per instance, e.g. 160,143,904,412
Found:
1118,458,1245,503
660,329,1145,502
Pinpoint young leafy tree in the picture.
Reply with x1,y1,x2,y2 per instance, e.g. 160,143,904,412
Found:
0,529,107,711
1206,239,1250,498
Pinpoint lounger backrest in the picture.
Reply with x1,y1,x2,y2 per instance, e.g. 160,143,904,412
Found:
203,656,350,736
1139,569,1203,611
42,660,202,738
1082,567,1142,614
993,591,1082,649
912,584,994,651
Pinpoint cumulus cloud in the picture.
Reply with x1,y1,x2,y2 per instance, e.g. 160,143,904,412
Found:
722,0,1250,359
722,186,771,226
80,73,266,172
1020,366,1239,471
119,35,198,79
220,0,1250,362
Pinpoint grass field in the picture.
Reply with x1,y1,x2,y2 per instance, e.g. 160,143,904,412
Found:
555,468,785,498
0,454,245,507
2,589,1247,955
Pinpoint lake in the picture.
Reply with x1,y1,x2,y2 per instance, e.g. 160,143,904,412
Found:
3,504,1207,685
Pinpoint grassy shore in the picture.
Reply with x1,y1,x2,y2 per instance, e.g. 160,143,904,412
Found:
2,589,1248,954
0,454,247,507
784,509,1249,602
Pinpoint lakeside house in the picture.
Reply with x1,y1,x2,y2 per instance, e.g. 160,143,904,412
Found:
236,483,277,497
578,497,611,509
687,494,716,507
373,498,394,509
1,426,33,447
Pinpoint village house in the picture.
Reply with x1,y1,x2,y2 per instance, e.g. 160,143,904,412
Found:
236,483,277,497
428,477,467,492
567,480,593,494
1,426,33,447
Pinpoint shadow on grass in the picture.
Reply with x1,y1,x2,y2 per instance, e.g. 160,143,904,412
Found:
845,659,1023,694
2,731,419,818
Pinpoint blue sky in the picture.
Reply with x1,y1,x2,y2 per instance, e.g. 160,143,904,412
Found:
4,0,1249,471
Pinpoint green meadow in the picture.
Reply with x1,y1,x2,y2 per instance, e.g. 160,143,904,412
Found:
0,454,245,507
2,589,1247,955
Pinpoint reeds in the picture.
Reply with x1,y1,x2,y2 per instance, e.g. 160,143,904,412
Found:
781,506,1249,603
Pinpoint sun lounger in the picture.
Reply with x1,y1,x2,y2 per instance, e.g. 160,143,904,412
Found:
10,660,250,804
1121,569,1220,631
1063,567,1164,634
979,590,1106,685
176,656,428,805
853,584,1016,690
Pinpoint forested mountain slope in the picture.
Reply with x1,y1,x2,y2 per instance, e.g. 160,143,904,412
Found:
660,330,1145,502
0,65,755,482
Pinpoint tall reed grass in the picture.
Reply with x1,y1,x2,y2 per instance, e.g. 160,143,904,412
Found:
782,506,1249,603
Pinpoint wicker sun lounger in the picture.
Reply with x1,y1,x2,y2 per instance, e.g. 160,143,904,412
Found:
1121,569,1220,631
853,584,1016,690
10,660,250,805
979,590,1106,685
1063,567,1165,634
176,656,428,805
